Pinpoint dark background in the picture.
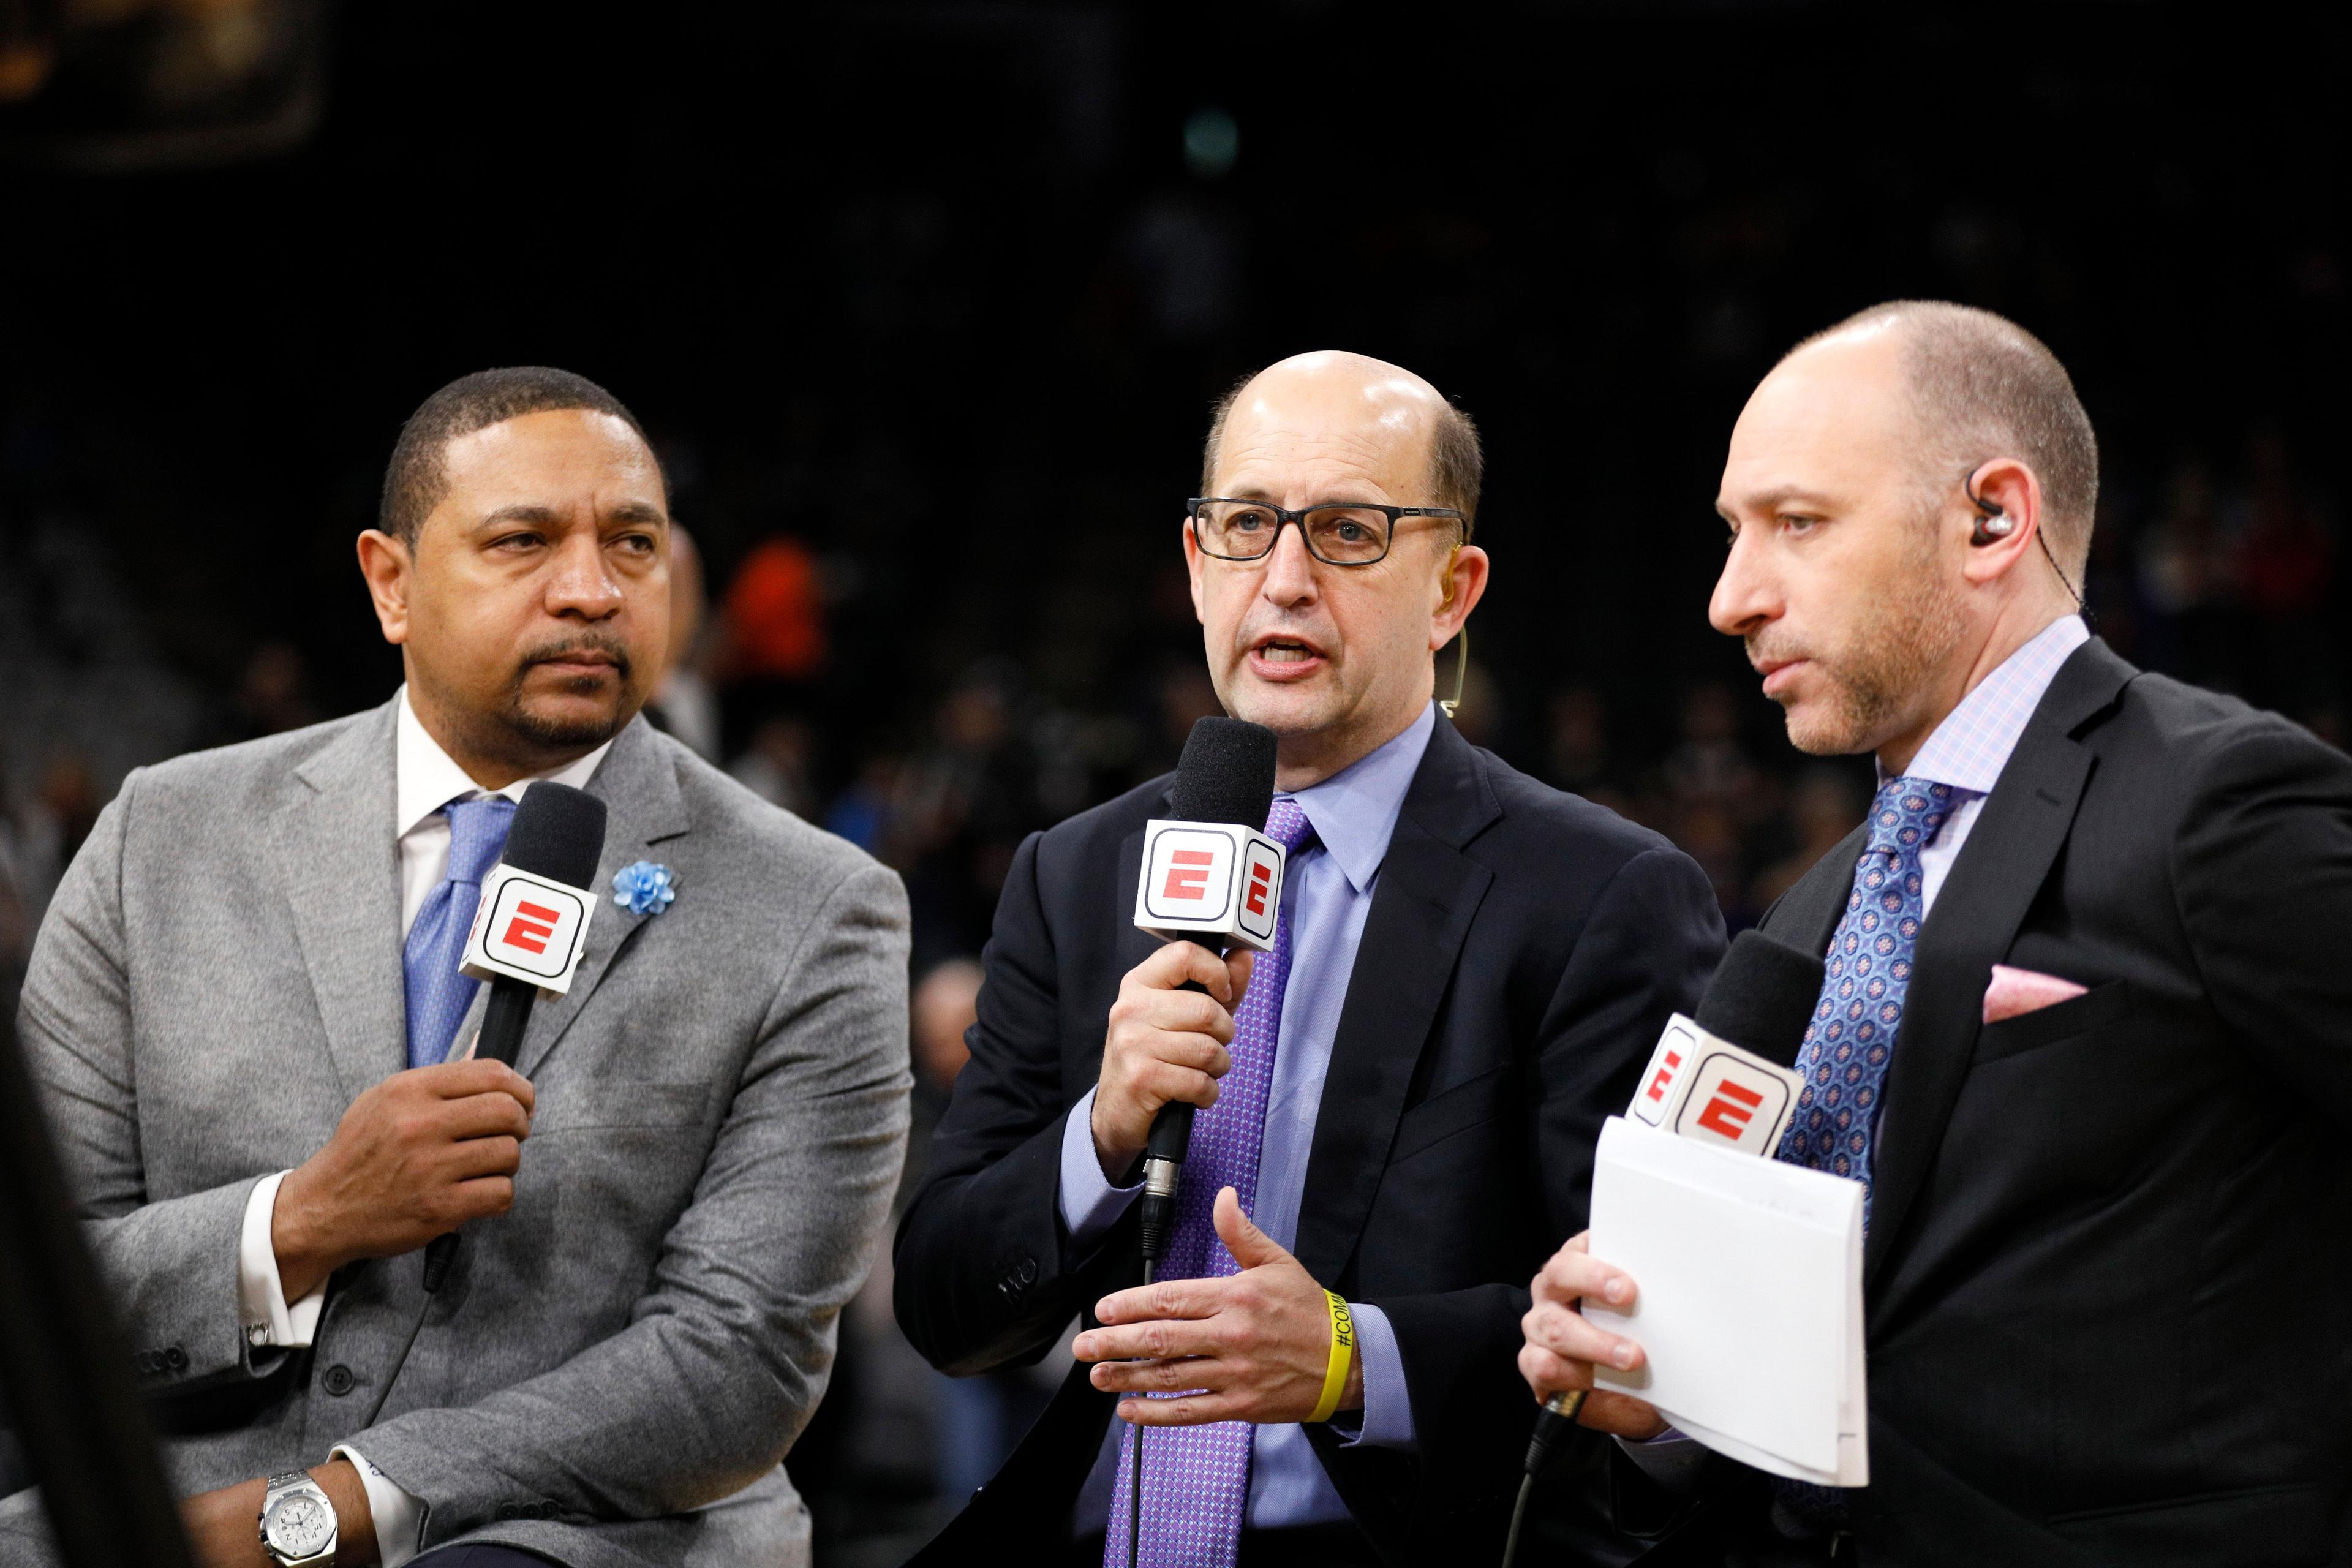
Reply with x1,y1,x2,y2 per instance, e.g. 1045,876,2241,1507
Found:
1,3,2345,1562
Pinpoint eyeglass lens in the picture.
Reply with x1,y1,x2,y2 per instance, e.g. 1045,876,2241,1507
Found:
1195,502,1392,564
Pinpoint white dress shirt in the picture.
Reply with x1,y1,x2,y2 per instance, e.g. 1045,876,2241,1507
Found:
233,686,610,1564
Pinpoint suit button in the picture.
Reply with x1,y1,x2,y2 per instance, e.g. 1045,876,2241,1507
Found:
321,1365,356,1396
496,1503,521,1521
164,1345,188,1371
1015,1256,1038,1286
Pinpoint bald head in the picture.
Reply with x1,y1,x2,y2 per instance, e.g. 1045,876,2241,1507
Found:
1201,351,1483,532
1785,301,2098,577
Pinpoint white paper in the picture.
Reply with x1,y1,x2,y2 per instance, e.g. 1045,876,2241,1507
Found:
1583,1116,1869,1486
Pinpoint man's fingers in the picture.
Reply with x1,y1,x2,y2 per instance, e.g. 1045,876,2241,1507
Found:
1224,949,1254,1007
1145,940,1246,1001
1138,1062,1220,1114
1518,1343,1591,1400
1578,1391,1670,1440
1521,1301,1645,1372
1090,1357,1233,1395
1532,1243,1633,1310
437,1090,533,1142
415,1058,533,1109
1212,1186,1289,1271
442,1135,524,1182
1085,1275,1226,1332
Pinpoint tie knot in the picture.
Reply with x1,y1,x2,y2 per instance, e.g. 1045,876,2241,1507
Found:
1863,775,1956,858
1263,796,1314,854
445,795,516,886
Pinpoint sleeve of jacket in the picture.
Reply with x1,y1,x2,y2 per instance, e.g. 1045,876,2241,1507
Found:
2174,718,2352,1104
15,772,279,1396
347,861,913,1545
895,827,1135,1375
1364,845,1725,1503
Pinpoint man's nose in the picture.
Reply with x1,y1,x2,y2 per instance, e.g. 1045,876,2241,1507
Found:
544,530,625,619
1257,523,1321,606
1709,529,1777,637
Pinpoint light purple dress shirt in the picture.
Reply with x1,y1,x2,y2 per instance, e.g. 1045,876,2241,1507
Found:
1061,702,1437,1531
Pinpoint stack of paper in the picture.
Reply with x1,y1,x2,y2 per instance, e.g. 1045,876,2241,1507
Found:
1583,1115,1868,1487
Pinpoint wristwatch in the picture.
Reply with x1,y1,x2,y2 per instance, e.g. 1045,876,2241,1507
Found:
258,1469,338,1568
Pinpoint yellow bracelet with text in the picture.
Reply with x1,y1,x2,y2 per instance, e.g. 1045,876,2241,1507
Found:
1308,1290,1356,1423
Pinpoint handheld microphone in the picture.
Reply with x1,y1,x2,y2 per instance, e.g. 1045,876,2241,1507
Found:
1506,930,1825,1562
1133,717,1279,1266
420,780,609,1292
364,780,608,1433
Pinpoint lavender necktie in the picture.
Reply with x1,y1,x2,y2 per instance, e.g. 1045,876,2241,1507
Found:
1104,796,1315,1568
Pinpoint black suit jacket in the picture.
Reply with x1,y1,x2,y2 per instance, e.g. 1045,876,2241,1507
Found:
895,715,1725,1564
1619,639,2352,1567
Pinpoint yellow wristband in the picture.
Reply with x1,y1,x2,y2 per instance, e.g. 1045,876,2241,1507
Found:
1308,1290,1356,1423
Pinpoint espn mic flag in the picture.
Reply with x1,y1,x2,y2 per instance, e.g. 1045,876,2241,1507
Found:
458,780,607,997
1627,1016,1803,1155
1132,818,1287,951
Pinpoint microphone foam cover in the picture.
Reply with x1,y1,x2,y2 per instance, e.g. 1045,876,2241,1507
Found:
502,781,609,890
1694,929,1827,1070
1169,717,1279,831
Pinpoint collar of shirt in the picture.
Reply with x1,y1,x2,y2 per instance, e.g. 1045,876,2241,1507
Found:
1885,614,2090,797
1283,701,1439,895
394,685,613,839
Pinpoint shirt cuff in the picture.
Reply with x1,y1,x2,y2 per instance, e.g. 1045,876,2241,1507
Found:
236,1172,325,1351
1615,1426,1709,1490
1332,1302,1414,1450
331,1446,425,1568
1058,1087,1143,1247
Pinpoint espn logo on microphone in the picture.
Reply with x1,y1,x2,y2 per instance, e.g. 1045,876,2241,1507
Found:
461,864,598,995
1132,819,1288,952
1629,1014,1803,1157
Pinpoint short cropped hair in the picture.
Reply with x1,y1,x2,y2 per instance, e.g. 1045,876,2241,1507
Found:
1199,372,1485,540
1792,301,2099,576
380,367,654,546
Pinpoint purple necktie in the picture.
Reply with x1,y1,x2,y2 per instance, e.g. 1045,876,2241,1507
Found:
1104,797,1315,1568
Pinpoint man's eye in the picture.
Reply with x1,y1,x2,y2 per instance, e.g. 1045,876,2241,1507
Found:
1229,510,1272,532
1781,514,1821,535
614,533,657,554
491,532,545,551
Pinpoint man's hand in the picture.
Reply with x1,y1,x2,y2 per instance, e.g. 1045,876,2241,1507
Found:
1519,1231,1668,1440
273,1059,536,1301
181,1460,377,1568
1073,1186,1357,1426
1091,941,1253,1179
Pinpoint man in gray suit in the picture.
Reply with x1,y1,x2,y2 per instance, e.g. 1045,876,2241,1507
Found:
4,368,912,1568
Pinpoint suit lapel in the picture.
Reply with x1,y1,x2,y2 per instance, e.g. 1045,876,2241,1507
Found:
513,717,691,1079
1292,721,1499,1283
1763,821,1868,962
1863,639,2135,1284
282,701,407,1101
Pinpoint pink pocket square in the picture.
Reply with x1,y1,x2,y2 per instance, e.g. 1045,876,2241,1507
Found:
1983,963,2089,1025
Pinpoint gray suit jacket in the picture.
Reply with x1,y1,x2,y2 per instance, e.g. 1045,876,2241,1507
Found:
4,699,912,1567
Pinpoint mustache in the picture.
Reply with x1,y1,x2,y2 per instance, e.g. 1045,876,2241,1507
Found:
1745,631,1809,670
518,636,634,682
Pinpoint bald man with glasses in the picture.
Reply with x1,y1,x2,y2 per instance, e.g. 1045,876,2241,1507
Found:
895,351,1725,1567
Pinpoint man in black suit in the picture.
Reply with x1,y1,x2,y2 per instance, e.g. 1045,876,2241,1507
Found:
895,351,1724,1566
1521,301,2352,1566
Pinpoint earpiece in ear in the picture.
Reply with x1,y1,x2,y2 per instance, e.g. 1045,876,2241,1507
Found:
1972,511,2016,545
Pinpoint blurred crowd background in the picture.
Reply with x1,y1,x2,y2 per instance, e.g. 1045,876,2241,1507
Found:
1,3,2345,1562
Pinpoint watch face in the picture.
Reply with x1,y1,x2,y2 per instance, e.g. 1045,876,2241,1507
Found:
265,1492,333,1558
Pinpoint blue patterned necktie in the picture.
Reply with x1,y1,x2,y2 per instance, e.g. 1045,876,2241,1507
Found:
403,795,516,1070
1776,775,1954,1224
1103,797,1316,1568
1770,775,1951,1536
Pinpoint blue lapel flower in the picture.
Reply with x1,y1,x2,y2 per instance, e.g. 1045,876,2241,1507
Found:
612,861,677,916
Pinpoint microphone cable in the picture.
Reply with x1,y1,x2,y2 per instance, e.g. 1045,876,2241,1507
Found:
1503,1388,1586,1567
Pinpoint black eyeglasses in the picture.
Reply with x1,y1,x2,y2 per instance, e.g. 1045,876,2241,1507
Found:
1187,497,1467,567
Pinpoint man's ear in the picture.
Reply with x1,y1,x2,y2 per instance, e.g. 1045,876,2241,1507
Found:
356,528,415,646
1959,458,2046,590
1434,543,1490,649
